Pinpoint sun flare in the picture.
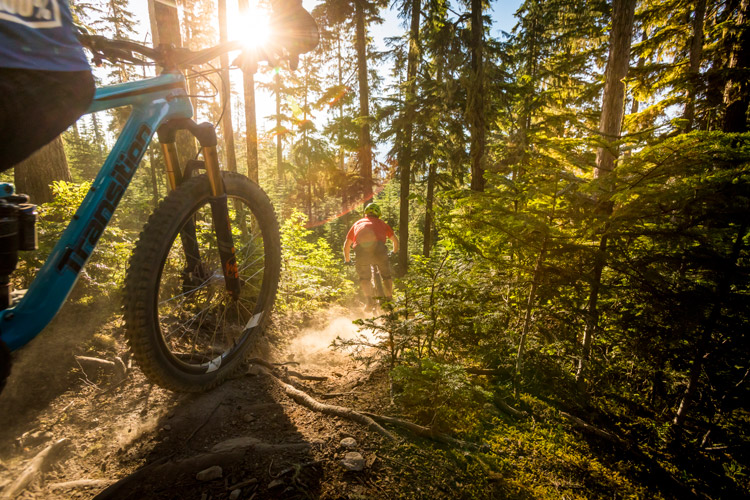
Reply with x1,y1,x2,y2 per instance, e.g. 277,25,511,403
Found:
227,4,272,49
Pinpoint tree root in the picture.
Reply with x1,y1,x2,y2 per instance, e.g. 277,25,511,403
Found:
286,370,328,381
247,358,396,441
1,438,70,499
361,412,478,450
247,358,485,449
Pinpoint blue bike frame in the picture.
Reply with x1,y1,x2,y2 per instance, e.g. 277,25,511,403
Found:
0,72,193,351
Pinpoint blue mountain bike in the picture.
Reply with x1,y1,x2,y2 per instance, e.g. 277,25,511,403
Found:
0,36,283,393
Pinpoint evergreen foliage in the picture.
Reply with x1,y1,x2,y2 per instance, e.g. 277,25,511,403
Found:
19,0,750,495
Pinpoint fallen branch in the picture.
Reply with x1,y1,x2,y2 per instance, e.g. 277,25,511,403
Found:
361,412,477,450
75,356,116,375
495,397,527,418
559,411,628,447
1,438,70,499
114,356,128,381
49,479,111,491
246,358,396,442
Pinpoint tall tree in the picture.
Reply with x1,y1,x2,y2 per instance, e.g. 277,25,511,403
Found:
683,0,708,131
238,0,260,183
722,0,750,133
466,0,486,191
218,0,238,173
148,0,195,164
395,0,422,274
576,0,637,389
354,0,374,197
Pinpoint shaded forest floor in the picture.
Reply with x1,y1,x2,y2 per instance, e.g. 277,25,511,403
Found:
0,297,743,499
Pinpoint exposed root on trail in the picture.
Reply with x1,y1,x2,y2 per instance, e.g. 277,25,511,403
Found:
247,358,397,442
247,357,488,450
1,438,70,499
361,412,478,450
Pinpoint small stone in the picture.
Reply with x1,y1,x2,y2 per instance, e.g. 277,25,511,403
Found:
268,479,284,489
196,465,223,481
311,438,325,446
163,425,171,431
229,488,241,499
243,414,255,423
247,365,262,376
340,437,357,449
341,452,366,472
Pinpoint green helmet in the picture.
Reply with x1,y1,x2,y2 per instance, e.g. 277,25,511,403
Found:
364,202,382,218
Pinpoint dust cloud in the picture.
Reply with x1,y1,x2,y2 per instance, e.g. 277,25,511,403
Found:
283,308,379,370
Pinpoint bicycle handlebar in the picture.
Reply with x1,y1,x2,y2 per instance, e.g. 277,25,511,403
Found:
79,33,302,72
79,34,249,70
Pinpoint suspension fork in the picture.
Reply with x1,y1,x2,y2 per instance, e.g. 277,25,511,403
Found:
158,119,241,299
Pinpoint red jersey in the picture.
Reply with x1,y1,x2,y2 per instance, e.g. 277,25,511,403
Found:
346,216,394,248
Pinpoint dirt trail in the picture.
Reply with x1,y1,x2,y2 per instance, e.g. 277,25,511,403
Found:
0,304,399,500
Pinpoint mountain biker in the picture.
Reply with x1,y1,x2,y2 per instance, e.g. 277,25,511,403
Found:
0,0,95,171
343,202,399,311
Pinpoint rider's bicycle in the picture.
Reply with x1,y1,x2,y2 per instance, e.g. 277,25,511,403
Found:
0,32,311,394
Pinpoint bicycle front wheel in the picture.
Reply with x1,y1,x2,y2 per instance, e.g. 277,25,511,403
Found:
124,173,280,392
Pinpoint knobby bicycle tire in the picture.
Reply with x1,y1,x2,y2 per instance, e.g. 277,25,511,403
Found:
123,173,280,392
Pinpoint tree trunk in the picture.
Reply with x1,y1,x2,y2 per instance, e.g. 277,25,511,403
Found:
722,0,750,133
238,0,259,183
354,0,373,197
683,0,707,131
148,0,195,165
467,0,485,192
397,0,421,275
593,0,637,182
275,72,283,183
337,32,346,174
577,0,636,390
423,159,437,257
218,0,237,173
13,137,71,204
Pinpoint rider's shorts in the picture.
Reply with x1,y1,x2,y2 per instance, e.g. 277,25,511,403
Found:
354,241,391,281
0,68,95,172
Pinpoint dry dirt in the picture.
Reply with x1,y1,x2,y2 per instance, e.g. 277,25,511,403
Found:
0,301,406,500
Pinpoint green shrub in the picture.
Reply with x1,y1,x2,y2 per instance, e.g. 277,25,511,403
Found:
392,357,490,434
278,210,354,313
15,180,134,300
